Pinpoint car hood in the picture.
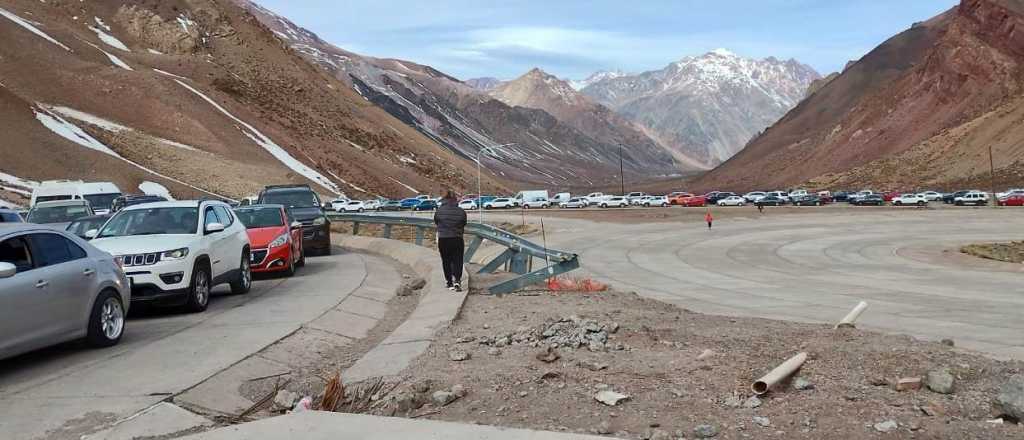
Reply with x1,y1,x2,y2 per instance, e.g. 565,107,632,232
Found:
288,207,323,221
246,227,288,247
91,234,200,256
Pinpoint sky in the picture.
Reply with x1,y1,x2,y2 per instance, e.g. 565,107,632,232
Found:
255,0,959,81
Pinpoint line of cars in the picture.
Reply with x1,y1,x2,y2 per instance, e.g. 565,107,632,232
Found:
0,184,332,360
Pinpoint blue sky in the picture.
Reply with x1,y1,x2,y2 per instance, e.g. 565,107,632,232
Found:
255,0,959,80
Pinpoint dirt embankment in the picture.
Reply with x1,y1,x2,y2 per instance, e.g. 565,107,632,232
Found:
962,241,1024,263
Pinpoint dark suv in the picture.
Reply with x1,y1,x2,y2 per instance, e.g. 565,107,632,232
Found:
257,185,331,255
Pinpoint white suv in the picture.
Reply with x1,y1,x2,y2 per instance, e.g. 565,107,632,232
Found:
954,191,989,206
90,200,252,312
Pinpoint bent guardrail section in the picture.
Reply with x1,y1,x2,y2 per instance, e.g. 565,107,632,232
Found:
327,213,579,294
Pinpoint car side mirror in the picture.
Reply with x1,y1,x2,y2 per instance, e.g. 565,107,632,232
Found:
205,222,225,234
0,262,16,278
291,221,302,230
85,229,99,239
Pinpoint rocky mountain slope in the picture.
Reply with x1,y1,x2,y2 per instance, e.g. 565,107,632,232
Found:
581,49,820,168
465,77,502,91
0,0,493,207
568,70,627,91
241,1,686,187
696,0,1024,191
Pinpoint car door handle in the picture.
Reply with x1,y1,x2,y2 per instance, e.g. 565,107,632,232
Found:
35,280,49,289
83,269,95,277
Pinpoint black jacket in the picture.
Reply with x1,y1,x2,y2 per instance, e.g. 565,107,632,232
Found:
434,200,467,238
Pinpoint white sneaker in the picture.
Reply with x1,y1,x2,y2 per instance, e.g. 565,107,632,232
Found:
454,282,462,292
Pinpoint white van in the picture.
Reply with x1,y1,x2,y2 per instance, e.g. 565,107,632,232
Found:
30,180,83,206
30,180,122,215
550,192,571,204
514,190,549,207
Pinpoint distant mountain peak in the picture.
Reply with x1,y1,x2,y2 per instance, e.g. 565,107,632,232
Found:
568,69,628,90
709,48,737,57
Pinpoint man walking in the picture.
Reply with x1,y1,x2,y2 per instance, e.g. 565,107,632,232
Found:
434,190,467,292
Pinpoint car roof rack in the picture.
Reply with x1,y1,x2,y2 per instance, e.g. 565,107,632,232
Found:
263,184,312,190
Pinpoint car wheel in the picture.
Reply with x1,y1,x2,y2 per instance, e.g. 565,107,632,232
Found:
524,204,530,209
358,208,364,213
895,201,902,206
185,263,211,313
956,201,963,206
230,250,252,295
917,201,925,206
86,289,125,347
601,204,607,208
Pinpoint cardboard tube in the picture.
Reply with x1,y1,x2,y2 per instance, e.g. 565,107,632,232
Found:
835,301,868,329
752,352,807,395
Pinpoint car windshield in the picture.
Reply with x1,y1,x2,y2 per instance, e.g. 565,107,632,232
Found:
98,207,199,237
27,205,90,223
234,207,284,229
67,217,108,236
262,191,319,208
83,193,121,211
0,211,23,222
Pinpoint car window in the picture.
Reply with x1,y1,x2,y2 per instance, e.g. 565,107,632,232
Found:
0,211,22,223
29,233,84,267
0,236,34,273
214,206,234,227
204,207,220,229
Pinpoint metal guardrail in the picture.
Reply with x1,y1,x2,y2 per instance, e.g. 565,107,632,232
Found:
327,213,580,294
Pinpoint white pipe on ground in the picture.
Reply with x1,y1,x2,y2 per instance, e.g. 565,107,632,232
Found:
835,301,868,329
751,352,807,395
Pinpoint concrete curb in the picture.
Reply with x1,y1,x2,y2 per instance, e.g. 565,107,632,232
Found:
335,235,468,384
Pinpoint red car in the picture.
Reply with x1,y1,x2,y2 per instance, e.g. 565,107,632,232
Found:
999,195,1024,206
233,204,304,276
882,191,900,202
682,195,707,207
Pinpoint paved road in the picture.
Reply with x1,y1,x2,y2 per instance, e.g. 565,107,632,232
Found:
500,208,1024,360
0,251,382,440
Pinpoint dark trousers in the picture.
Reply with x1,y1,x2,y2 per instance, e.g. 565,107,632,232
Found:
438,237,465,285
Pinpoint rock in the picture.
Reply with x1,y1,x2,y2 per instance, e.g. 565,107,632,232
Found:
455,336,476,344
432,390,457,406
941,338,955,347
495,337,510,347
448,349,470,362
608,322,620,334
594,420,613,435
926,369,955,394
451,384,468,398
920,402,944,417
723,395,743,408
753,416,771,427
517,391,528,398
392,391,426,413
696,349,715,361
594,390,630,406
396,286,414,296
995,374,1024,421
895,377,922,392
487,347,502,356
693,424,718,438
868,377,889,387
794,377,815,391
579,360,609,371
411,380,432,393
588,340,606,352
649,429,670,440
744,396,762,409
274,389,299,409
873,420,898,433
402,277,426,291
535,347,560,363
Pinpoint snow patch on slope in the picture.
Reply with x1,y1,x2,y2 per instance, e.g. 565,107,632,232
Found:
387,177,418,194
89,25,130,52
0,7,72,51
139,181,174,199
82,41,132,70
168,78,341,195
326,170,367,194
93,17,110,32
46,105,198,151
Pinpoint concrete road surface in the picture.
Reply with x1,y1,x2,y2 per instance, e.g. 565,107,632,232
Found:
496,208,1024,360
0,251,380,440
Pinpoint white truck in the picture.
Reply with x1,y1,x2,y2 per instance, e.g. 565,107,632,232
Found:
31,180,122,215
513,190,549,207
583,192,612,206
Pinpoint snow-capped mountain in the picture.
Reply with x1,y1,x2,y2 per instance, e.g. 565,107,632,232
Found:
582,49,820,166
568,70,627,91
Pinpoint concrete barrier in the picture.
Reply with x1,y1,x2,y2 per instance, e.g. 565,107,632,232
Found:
335,235,468,384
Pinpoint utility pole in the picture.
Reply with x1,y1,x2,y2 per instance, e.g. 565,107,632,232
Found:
989,145,996,207
619,145,625,195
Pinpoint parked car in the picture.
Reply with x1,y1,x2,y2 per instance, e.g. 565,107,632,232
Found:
997,188,1024,199
882,191,901,202
998,195,1024,206
943,191,970,204
630,196,652,207
362,200,382,211
717,196,746,207
955,191,989,206
0,224,130,359
851,194,884,206
625,192,647,203
681,195,707,207
583,192,610,206
707,192,737,204
111,195,168,213
893,194,928,206
833,191,851,202
645,196,670,207
414,200,438,211
26,200,94,229
765,191,790,203
0,208,24,223
848,190,876,203
600,196,629,208
668,192,694,205
234,204,303,277
484,198,515,209
258,185,331,256
66,214,112,239
918,191,943,202
560,198,587,209
378,200,400,211
743,192,767,203
788,189,809,199
756,196,786,206
792,195,823,206
340,201,367,213
522,198,551,209
458,199,478,210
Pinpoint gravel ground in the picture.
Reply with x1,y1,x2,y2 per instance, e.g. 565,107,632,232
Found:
365,290,1024,439
961,242,1024,264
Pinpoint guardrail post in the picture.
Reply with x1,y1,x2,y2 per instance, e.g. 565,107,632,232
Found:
510,251,529,274
464,236,483,263
415,226,424,246
479,248,514,274
382,224,392,239
352,222,360,235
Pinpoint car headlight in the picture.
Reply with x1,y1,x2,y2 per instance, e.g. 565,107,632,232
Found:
162,247,190,260
313,216,327,225
269,232,289,248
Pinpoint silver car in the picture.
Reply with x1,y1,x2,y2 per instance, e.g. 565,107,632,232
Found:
0,224,130,360
26,199,94,230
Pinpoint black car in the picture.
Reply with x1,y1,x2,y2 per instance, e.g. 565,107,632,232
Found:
833,191,851,202
111,194,168,213
851,194,884,206
943,190,969,204
65,214,111,239
0,208,23,223
757,196,786,206
258,184,332,256
792,195,822,206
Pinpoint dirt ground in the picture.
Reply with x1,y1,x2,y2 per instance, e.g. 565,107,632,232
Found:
359,289,1024,439
962,242,1024,264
